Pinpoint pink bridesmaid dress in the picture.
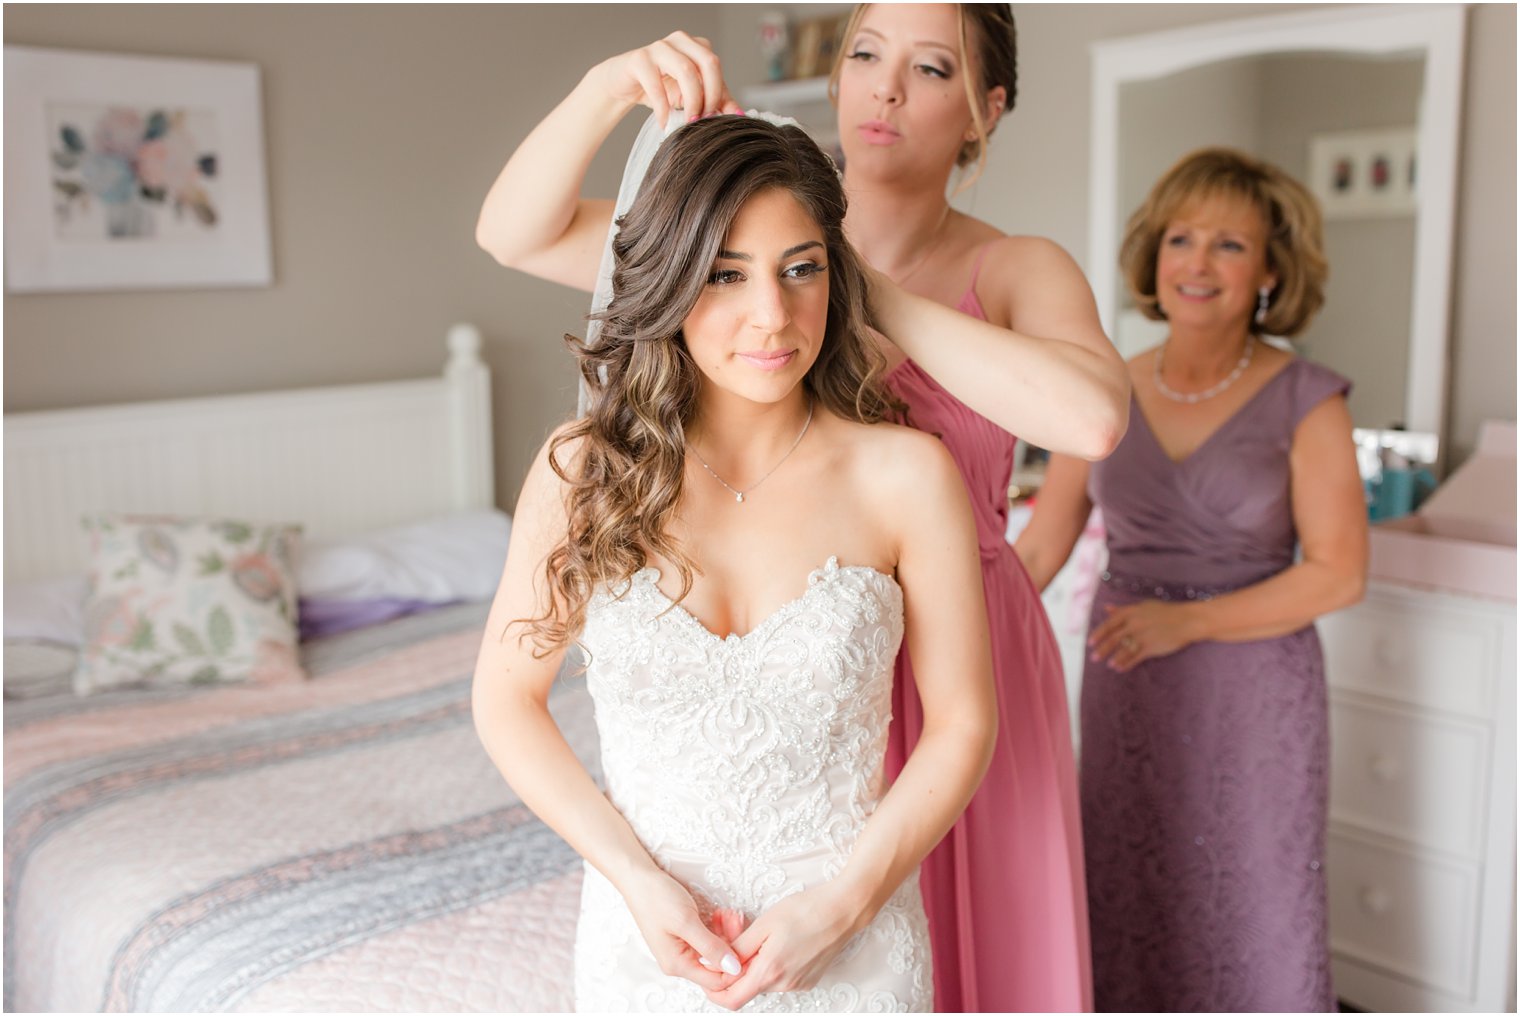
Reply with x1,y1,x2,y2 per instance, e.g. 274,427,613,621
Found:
884,245,1093,1013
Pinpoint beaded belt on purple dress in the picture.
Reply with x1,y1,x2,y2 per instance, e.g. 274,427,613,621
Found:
1099,570,1251,603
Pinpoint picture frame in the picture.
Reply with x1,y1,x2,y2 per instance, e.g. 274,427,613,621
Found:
788,13,847,80
1306,126,1418,220
4,46,272,293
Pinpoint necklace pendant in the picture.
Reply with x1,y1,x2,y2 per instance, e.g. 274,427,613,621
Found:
735,492,744,503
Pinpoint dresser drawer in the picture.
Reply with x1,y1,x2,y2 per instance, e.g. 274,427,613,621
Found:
1328,830,1479,1001
1330,698,1488,857
1320,594,1500,717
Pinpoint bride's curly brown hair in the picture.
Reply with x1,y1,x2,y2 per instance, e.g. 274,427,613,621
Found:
524,115,897,653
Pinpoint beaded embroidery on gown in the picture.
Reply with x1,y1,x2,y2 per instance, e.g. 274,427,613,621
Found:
571,558,933,1013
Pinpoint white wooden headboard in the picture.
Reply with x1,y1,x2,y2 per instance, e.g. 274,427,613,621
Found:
4,323,493,583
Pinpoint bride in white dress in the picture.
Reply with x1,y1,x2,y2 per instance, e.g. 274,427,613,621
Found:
472,72,995,1013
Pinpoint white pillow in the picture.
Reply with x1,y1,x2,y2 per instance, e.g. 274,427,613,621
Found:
4,640,79,697
297,509,512,603
4,574,89,645
74,514,305,694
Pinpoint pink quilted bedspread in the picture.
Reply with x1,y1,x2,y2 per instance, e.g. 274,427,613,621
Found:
4,603,592,1012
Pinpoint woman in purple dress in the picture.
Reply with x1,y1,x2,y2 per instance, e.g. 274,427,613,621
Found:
1016,148,1369,1012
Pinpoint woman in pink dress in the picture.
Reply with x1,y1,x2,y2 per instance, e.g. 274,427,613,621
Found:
830,6,1124,1010
476,9,1128,1009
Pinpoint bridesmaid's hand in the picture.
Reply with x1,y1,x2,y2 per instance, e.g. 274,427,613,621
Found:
702,883,867,1011
1089,600,1204,672
619,867,744,992
585,31,742,129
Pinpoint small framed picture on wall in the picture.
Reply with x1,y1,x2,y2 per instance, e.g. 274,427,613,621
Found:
788,13,848,80
1307,126,1418,220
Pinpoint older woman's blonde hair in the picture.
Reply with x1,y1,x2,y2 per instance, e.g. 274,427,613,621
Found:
1120,147,1328,338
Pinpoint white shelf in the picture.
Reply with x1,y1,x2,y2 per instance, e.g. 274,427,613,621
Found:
740,76,830,109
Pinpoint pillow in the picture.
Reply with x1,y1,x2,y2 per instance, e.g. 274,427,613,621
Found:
296,596,440,640
297,509,511,603
4,639,78,699
75,514,305,694
4,574,88,645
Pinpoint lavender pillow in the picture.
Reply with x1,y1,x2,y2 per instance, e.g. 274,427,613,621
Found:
297,596,445,640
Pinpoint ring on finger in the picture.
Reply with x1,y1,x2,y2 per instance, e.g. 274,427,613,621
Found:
1121,635,1137,650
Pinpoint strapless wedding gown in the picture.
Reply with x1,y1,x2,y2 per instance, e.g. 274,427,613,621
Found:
572,558,932,1013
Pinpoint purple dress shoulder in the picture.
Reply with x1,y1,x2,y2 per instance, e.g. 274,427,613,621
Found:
883,245,1092,1013
1082,357,1350,1012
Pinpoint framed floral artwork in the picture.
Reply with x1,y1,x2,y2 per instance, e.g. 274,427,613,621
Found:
3,46,272,292
1306,126,1418,220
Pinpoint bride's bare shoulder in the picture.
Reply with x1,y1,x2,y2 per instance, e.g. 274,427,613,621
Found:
835,417,962,509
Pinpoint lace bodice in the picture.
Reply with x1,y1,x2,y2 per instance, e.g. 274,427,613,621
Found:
572,557,931,1012
579,556,903,915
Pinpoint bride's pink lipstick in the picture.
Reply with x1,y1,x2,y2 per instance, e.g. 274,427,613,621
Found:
857,120,900,146
738,348,797,371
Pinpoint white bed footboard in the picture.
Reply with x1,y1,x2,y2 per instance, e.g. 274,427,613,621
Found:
4,323,494,582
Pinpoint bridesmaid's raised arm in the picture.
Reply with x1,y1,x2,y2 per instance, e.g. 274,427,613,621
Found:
475,32,740,292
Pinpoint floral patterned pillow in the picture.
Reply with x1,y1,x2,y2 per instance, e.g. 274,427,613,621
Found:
75,514,305,694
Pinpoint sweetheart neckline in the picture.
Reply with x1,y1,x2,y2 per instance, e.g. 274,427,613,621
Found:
632,555,902,646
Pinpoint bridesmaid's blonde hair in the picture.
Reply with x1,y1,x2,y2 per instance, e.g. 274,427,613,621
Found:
829,4,1017,189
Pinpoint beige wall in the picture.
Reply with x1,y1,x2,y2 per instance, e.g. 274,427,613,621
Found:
3,4,723,507
1449,2,1518,465
1258,54,1425,433
6,4,1514,500
1116,59,1264,250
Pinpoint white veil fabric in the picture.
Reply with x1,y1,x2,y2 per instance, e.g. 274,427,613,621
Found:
578,110,802,416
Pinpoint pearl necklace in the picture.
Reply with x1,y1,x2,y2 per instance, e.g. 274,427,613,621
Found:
688,401,814,504
1153,337,1255,404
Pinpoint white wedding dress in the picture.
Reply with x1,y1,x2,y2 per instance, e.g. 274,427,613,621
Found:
572,557,933,1013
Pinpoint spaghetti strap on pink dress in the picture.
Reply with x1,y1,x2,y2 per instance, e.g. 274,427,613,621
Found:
884,243,1094,1012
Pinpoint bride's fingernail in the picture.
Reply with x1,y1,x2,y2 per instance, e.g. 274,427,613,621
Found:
721,953,741,975
698,956,715,969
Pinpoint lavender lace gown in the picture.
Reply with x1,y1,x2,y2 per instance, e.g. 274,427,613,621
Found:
1082,358,1349,1012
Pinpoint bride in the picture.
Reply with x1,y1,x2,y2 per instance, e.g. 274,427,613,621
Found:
471,111,995,1013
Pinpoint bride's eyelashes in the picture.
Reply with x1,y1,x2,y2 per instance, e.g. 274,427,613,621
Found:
704,261,828,288
783,260,828,281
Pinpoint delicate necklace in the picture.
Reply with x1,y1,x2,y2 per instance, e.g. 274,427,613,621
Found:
895,205,952,286
688,400,814,504
1153,337,1255,404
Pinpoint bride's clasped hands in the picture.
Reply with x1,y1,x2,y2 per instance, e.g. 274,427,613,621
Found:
699,882,877,1010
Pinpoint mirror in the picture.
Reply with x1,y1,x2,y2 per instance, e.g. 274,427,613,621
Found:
1088,5,1466,457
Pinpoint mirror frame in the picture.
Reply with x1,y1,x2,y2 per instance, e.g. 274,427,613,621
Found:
1088,4,1467,441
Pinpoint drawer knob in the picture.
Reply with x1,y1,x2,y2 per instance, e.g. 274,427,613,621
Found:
1370,754,1401,783
1360,886,1393,916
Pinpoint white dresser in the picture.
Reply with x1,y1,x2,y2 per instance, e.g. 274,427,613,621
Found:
1318,581,1517,1012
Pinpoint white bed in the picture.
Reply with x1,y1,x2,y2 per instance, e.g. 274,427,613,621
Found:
5,322,494,584
3,324,591,1012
